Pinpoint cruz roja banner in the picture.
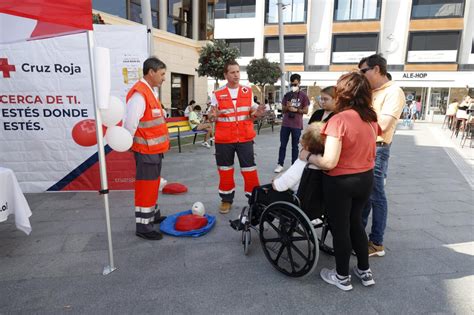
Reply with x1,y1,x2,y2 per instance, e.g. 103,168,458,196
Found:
0,25,148,193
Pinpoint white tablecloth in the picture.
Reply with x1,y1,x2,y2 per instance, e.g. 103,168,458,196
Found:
0,167,32,235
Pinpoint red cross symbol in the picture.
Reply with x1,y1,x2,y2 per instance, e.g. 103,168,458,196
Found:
0,58,16,78
81,120,96,133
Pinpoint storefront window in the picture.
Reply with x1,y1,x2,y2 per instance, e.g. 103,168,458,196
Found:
226,39,255,57
411,0,464,19
331,34,378,64
266,0,307,24
407,31,460,63
334,0,381,21
168,0,192,38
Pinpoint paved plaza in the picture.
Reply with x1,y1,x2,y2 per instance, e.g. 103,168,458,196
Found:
0,121,473,314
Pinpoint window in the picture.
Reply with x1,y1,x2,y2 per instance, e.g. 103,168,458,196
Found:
332,34,378,63
93,0,127,18
227,0,256,18
264,36,305,64
411,0,464,19
266,0,307,24
334,0,381,21
129,0,159,28
226,39,255,57
407,31,460,63
168,0,192,38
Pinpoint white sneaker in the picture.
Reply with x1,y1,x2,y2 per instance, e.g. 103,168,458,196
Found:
274,164,284,173
311,218,323,226
159,178,168,191
352,266,375,286
320,268,353,291
201,141,211,149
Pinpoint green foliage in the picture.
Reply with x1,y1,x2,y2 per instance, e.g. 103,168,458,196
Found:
247,58,282,101
247,58,282,88
196,40,240,83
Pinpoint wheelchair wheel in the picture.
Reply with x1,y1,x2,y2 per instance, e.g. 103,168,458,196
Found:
242,229,251,255
259,201,319,278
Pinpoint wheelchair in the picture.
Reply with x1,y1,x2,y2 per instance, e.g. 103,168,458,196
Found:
230,167,333,278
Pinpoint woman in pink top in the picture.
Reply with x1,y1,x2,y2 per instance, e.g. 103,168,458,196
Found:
300,72,381,291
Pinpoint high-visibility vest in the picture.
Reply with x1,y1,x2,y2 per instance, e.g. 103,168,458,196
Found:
214,85,256,144
126,81,169,154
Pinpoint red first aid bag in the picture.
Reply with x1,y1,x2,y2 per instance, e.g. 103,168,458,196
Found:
174,214,208,231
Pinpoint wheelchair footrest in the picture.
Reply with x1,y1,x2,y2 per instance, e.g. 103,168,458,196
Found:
229,219,244,231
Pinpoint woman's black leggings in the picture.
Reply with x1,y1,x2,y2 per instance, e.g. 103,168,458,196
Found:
322,170,374,276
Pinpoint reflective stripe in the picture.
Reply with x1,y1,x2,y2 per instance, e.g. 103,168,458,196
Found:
241,166,257,172
219,188,235,194
237,115,250,121
218,109,234,115
218,165,234,171
236,106,251,112
136,217,154,224
216,115,250,122
134,134,168,145
138,116,166,128
135,206,155,214
217,117,236,122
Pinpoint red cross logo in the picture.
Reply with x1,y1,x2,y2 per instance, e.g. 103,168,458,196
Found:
81,120,96,133
242,87,248,94
0,58,16,78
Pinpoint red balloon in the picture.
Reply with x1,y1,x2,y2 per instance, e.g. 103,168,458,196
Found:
72,119,106,147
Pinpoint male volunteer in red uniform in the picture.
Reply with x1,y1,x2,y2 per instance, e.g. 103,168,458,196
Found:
208,60,265,214
124,57,169,240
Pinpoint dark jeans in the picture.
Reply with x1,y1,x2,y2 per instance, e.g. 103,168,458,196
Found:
323,170,373,276
278,126,301,166
362,144,391,245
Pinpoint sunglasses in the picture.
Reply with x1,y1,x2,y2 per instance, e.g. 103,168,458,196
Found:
360,67,373,74
290,83,299,87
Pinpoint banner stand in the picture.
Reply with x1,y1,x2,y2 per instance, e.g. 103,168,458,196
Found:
86,30,116,275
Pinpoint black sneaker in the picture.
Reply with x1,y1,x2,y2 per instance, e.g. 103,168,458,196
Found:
320,268,353,291
154,215,167,224
352,266,375,286
136,231,163,240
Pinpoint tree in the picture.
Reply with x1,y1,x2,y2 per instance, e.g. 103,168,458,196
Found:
246,58,282,104
196,40,240,88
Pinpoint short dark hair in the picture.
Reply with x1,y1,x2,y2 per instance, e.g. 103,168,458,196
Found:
386,72,392,80
223,60,239,73
358,54,387,76
143,57,166,76
194,105,201,111
290,73,301,82
189,100,196,105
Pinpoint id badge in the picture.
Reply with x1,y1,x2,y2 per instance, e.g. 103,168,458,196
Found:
152,108,162,117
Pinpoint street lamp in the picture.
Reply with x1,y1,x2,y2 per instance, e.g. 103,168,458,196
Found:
277,0,287,98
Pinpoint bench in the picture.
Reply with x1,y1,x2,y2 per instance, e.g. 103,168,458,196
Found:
166,117,209,153
254,110,276,135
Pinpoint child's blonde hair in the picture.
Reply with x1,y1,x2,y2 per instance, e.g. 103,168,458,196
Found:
301,122,325,155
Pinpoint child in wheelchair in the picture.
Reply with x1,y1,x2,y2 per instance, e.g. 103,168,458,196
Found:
230,122,325,230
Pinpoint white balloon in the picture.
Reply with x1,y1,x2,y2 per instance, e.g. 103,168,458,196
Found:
191,202,206,216
100,96,124,127
105,126,133,152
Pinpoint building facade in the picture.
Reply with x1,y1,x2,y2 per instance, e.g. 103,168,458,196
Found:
93,0,215,116
213,0,474,119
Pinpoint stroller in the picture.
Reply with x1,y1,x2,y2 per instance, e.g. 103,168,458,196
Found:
230,166,333,278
